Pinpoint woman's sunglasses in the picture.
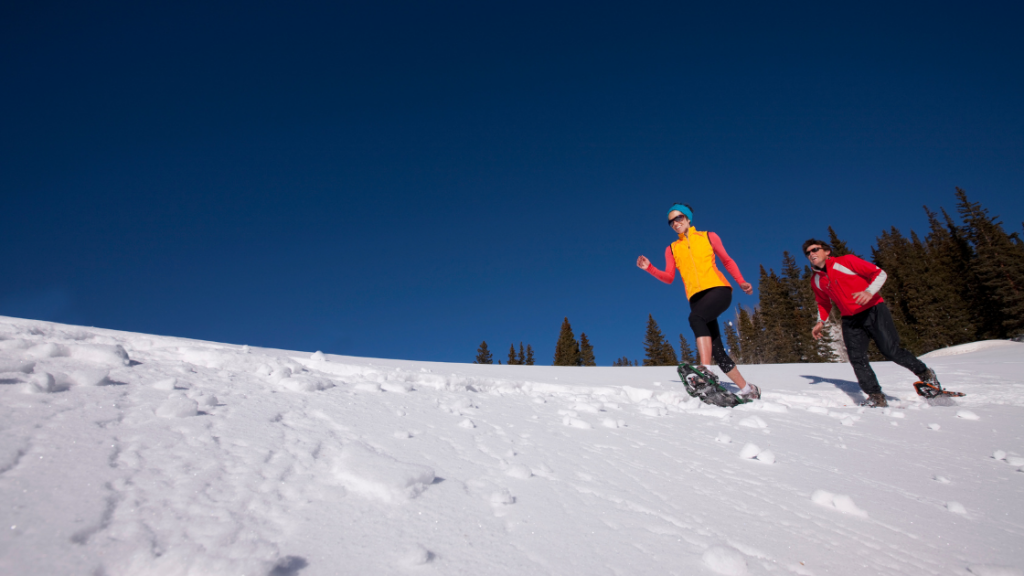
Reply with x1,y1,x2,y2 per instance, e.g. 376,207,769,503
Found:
668,215,688,226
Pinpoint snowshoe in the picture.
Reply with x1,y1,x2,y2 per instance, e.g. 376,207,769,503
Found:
677,362,749,408
913,369,965,399
913,381,965,399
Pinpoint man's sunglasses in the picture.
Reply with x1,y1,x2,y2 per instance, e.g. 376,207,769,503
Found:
805,247,824,256
668,215,688,226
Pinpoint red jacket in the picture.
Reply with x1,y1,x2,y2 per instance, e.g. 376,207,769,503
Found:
810,254,887,321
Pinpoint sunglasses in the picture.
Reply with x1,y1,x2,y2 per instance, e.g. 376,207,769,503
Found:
668,215,688,226
804,247,824,256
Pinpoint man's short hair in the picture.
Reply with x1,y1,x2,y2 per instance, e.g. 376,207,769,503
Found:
802,238,831,254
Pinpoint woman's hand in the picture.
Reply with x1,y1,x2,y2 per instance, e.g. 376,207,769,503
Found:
637,255,650,270
739,282,753,295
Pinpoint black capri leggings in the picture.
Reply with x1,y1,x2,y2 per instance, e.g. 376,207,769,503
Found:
688,286,736,373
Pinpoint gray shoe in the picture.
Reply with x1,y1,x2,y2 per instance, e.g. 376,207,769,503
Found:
918,368,940,386
861,393,888,408
741,383,761,400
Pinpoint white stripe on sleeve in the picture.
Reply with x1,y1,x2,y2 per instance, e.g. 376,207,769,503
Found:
865,269,887,295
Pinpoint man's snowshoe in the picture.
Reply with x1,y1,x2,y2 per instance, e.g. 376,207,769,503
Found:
677,362,750,408
913,369,965,399
913,382,965,399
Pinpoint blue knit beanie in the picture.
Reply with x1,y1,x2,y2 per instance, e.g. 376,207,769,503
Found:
667,204,693,222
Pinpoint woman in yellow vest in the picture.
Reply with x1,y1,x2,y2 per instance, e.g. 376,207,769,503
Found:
637,203,760,399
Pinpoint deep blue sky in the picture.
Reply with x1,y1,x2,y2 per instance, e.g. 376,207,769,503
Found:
2,1,1022,364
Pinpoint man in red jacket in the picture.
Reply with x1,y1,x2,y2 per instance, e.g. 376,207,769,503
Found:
804,238,940,407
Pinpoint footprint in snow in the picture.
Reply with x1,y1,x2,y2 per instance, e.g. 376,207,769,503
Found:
738,416,767,429
490,488,515,506
155,394,198,418
504,464,532,479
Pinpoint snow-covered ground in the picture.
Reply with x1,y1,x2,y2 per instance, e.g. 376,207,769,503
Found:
1,316,1022,576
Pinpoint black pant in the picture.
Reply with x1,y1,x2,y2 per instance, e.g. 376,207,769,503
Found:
688,286,736,373
842,303,928,395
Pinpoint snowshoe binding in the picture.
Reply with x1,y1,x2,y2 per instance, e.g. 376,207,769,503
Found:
677,362,750,408
912,369,965,399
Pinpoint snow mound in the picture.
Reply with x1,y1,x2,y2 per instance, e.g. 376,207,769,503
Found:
332,442,435,503
920,339,1024,358
702,546,747,575
811,490,868,517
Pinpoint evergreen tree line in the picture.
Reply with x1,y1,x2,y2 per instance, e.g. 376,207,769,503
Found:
474,341,536,365
732,188,1024,364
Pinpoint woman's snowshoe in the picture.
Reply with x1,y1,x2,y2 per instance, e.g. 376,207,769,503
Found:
677,362,750,408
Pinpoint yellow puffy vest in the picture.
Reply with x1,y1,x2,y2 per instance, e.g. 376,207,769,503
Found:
670,228,731,300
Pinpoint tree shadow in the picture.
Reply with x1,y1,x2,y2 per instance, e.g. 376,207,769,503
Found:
799,374,864,403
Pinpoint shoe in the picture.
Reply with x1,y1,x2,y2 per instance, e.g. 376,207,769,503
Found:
695,365,715,379
861,393,888,408
740,383,760,400
918,368,940,386
913,369,945,398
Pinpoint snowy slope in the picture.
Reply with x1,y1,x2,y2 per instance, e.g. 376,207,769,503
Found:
1,315,1022,576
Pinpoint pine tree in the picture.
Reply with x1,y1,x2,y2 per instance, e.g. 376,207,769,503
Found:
474,341,493,364
613,356,636,366
736,307,760,364
901,214,977,350
781,251,826,362
871,227,921,354
553,318,580,366
579,333,596,366
678,334,696,364
757,265,801,363
643,314,677,366
751,308,768,363
956,188,1024,337
518,343,526,365
525,344,535,365
507,344,518,365
724,320,741,362
828,226,856,257
942,206,995,339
